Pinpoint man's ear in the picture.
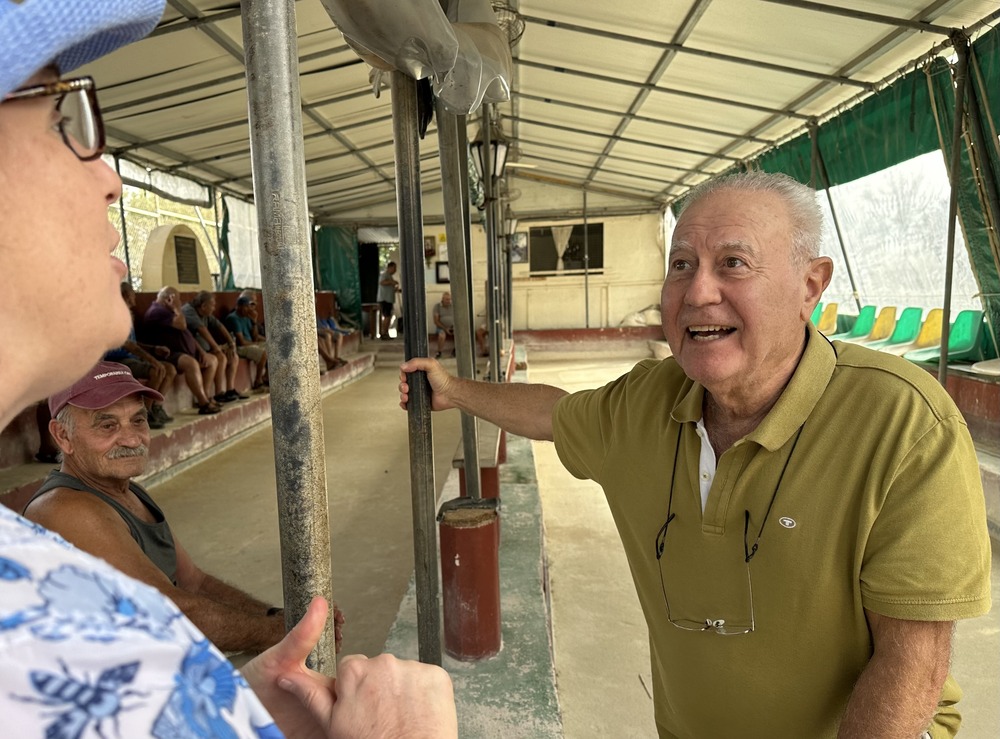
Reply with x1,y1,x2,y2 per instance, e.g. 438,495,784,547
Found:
802,257,834,321
49,417,73,456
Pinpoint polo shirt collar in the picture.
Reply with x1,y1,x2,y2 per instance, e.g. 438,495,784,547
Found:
669,323,837,451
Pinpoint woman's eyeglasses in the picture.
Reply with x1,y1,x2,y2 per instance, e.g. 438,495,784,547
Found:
3,77,105,161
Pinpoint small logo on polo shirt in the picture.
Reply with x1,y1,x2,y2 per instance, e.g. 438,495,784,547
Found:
778,517,796,529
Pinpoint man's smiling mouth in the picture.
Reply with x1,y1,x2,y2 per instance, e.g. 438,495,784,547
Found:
687,325,736,340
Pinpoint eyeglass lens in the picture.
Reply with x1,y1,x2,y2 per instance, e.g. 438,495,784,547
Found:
58,87,103,160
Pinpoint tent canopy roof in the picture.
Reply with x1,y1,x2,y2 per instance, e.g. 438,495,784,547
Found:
83,0,998,222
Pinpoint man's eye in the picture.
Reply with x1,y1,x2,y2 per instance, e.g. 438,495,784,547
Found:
723,257,746,268
670,259,691,271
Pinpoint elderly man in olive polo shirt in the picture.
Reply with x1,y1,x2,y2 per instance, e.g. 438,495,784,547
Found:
399,171,991,738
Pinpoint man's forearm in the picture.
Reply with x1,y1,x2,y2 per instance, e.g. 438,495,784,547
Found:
838,616,952,738
170,589,285,652
195,572,275,613
839,656,938,737
449,377,566,441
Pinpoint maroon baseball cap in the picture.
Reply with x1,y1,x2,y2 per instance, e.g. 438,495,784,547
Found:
48,361,163,417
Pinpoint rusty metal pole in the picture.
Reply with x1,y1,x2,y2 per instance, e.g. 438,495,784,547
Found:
437,103,483,499
241,0,334,673
392,71,442,664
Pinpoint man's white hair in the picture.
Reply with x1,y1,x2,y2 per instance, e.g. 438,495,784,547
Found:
678,171,823,264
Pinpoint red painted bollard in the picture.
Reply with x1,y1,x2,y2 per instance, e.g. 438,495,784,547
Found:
438,497,501,660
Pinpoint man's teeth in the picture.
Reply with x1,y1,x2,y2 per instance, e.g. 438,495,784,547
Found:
688,325,735,340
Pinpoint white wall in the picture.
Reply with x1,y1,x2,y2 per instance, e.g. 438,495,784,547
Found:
420,210,665,332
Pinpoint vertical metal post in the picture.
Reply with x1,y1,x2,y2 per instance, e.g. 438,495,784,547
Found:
810,124,862,312
114,156,132,283
483,107,502,382
436,102,482,499
392,71,442,664
241,0,334,673
583,188,590,328
940,34,971,387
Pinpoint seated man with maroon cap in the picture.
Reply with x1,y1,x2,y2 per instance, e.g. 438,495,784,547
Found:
20,361,337,656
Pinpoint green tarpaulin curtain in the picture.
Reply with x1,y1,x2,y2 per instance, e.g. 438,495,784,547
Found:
751,27,999,356
316,226,361,328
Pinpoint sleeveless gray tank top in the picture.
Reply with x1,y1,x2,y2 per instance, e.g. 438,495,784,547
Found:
26,470,178,583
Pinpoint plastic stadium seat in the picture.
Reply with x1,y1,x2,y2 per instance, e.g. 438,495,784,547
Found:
881,308,943,356
817,303,838,334
841,306,897,344
903,309,985,364
810,302,823,326
866,307,923,350
829,305,877,341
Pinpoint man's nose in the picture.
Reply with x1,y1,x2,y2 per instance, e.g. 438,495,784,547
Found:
684,266,722,306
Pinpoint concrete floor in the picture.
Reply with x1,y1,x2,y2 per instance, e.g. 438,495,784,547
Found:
152,365,463,658
149,352,998,737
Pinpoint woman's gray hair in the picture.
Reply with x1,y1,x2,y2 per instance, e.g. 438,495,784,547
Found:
678,171,823,264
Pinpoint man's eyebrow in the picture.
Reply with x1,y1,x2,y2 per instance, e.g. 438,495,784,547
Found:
90,412,117,425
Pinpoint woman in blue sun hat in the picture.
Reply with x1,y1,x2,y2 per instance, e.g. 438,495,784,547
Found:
0,1,456,736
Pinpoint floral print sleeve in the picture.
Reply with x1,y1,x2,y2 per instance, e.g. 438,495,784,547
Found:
0,505,283,738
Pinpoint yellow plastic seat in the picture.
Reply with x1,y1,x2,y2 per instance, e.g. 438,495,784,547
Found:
817,302,838,334
880,308,943,356
841,306,897,344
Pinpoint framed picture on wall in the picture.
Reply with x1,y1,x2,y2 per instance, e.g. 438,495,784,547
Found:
424,235,437,261
435,261,450,284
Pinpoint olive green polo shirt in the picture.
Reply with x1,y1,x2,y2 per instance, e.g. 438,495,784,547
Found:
552,324,991,738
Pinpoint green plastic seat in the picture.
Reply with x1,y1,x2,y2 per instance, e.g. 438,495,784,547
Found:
866,307,923,350
903,309,985,364
810,302,823,326
829,305,876,341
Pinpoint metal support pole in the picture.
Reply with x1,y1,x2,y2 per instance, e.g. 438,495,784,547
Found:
241,0,334,673
583,188,590,328
392,71,442,664
810,124,862,312
483,107,502,382
114,156,132,283
505,207,513,340
436,103,482,499
939,34,971,386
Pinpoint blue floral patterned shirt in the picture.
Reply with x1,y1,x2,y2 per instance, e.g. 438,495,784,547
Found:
0,504,283,738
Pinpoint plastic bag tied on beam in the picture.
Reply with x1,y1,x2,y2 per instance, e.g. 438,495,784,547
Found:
320,0,511,115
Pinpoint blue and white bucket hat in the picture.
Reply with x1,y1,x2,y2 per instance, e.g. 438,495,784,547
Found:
0,0,165,99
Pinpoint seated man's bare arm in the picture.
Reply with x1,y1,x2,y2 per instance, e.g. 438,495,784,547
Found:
24,491,285,653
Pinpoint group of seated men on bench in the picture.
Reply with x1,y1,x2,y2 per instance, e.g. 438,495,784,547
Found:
108,283,353,424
